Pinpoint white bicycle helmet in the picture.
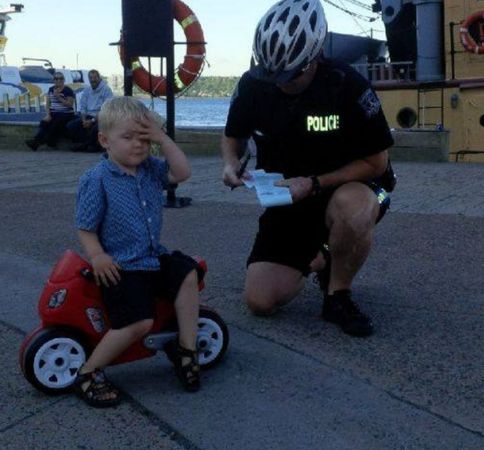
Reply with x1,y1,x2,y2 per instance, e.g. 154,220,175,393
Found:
250,0,328,83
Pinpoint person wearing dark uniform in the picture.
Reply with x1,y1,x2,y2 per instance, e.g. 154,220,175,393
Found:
222,0,395,337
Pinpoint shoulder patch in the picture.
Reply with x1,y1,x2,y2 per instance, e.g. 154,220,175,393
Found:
358,88,381,118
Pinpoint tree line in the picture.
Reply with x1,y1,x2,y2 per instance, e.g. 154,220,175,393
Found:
129,76,240,98
183,76,239,97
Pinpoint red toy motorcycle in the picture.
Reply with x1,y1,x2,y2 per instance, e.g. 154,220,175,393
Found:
19,250,229,394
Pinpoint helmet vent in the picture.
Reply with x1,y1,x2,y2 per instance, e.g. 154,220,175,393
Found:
279,7,290,24
270,31,280,56
288,16,300,36
262,39,269,62
275,44,286,66
302,2,310,11
290,32,307,64
264,12,276,31
255,28,261,46
309,11,317,30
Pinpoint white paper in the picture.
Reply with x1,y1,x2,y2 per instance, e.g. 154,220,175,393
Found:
243,170,293,208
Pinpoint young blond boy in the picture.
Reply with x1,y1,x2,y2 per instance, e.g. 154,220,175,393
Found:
75,96,201,407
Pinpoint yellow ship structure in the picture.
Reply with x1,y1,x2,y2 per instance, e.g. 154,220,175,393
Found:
368,0,484,162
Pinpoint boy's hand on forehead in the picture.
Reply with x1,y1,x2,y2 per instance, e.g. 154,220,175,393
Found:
135,113,166,144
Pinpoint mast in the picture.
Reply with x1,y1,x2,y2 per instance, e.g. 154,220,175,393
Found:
0,3,24,66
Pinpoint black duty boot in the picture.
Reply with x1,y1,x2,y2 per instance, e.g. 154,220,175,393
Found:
70,143,87,152
25,139,40,151
322,290,374,337
85,144,103,153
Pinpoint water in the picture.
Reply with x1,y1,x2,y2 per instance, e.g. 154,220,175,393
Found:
0,96,231,128
141,97,230,128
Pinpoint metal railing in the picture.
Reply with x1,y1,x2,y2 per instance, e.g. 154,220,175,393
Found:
0,92,44,113
352,61,415,82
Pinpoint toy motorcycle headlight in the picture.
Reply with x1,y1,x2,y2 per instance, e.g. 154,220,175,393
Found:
48,289,67,308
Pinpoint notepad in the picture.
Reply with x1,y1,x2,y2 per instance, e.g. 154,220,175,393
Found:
243,170,293,208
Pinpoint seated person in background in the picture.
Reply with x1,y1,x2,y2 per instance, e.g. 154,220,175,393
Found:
67,69,113,153
25,72,75,151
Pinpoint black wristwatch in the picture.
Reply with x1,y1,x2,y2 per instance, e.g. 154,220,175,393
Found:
310,175,322,195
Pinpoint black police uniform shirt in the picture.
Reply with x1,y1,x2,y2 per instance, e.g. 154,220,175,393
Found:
225,58,394,178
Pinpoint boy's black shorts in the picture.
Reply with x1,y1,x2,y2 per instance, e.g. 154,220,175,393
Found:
247,184,390,276
101,251,201,329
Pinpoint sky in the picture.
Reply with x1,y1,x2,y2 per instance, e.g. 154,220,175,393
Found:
1,0,385,77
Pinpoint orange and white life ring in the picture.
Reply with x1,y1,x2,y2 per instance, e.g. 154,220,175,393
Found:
120,0,205,96
460,11,484,54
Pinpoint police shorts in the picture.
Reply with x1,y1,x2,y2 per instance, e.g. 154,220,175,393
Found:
247,184,390,276
101,251,201,329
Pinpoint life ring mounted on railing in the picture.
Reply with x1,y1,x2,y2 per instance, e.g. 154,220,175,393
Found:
119,0,206,96
460,10,484,54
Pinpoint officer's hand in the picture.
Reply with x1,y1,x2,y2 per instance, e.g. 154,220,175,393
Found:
222,163,245,189
276,177,313,202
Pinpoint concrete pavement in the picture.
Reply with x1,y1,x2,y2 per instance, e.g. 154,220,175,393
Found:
0,149,483,449
1,149,484,216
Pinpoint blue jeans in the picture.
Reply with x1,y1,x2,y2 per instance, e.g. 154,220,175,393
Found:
66,116,100,148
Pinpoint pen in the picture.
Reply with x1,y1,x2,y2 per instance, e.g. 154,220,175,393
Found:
231,152,251,190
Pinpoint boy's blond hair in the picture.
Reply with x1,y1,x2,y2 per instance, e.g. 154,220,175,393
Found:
98,96,164,133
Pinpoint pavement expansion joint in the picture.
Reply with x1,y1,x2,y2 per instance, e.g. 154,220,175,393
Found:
0,318,26,337
230,322,484,438
384,389,484,438
0,397,66,434
122,391,203,450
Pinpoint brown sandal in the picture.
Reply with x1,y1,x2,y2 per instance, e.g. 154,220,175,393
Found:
74,368,121,408
164,341,200,392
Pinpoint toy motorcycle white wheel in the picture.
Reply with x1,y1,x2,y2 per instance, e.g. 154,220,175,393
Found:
196,306,229,368
21,328,88,394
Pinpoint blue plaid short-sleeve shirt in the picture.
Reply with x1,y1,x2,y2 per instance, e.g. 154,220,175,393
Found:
76,155,170,270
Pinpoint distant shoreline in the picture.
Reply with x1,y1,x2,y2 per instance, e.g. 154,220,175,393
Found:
112,91,231,99
109,75,239,98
